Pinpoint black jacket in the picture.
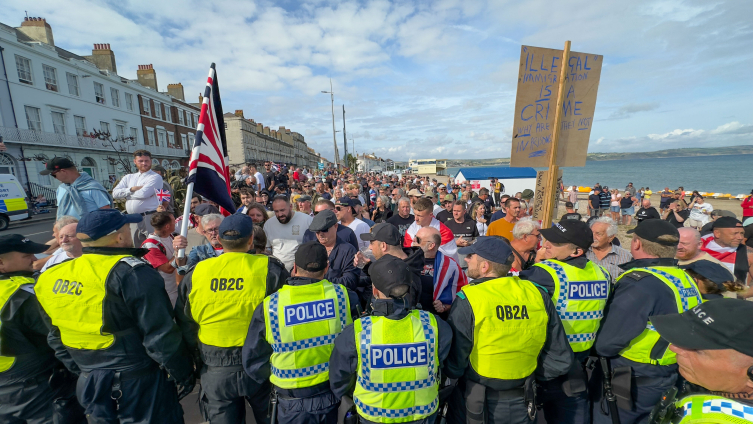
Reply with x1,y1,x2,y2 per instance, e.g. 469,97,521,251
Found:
444,277,573,390
0,272,59,385
175,252,288,367
360,247,428,310
594,258,686,378
328,299,452,401
322,239,361,292
302,223,359,251
242,277,360,397
38,248,194,383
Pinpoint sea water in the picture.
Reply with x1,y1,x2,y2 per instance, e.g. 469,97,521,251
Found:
447,154,753,195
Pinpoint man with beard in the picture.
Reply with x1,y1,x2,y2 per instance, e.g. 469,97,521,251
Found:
264,196,313,271
112,150,163,246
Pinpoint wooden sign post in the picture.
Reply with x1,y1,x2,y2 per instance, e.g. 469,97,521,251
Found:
510,41,603,226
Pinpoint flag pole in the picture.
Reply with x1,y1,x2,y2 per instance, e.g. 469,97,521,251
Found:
176,181,195,259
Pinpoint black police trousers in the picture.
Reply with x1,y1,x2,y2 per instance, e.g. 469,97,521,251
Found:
537,363,590,424
445,379,531,424
199,364,270,424
0,372,85,424
276,390,339,424
592,372,677,424
76,367,183,423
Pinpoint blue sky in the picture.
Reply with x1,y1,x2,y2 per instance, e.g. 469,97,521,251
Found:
5,0,752,162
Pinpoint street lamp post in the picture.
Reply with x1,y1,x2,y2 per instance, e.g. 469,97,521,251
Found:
321,79,340,168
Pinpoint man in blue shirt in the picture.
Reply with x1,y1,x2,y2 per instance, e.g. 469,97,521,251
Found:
40,157,111,219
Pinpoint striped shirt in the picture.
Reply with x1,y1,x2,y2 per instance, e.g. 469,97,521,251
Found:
586,244,633,282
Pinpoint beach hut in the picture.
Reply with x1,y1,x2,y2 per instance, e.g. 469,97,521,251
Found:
453,166,537,195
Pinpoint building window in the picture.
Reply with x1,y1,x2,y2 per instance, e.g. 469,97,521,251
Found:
168,132,175,147
24,106,42,131
15,55,33,85
43,65,58,91
100,121,110,134
181,134,187,148
66,73,79,96
51,111,66,135
125,93,133,111
154,102,162,119
178,109,185,125
188,133,195,146
164,106,171,123
157,129,166,146
74,116,87,136
142,97,151,114
130,127,138,143
94,82,106,104
110,88,120,107
0,153,15,176
116,124,125,141
146,128,155,145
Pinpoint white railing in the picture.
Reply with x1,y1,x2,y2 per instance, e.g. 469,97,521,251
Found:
0,126,190,158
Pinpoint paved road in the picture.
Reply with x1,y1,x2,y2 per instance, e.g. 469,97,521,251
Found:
8,219,55,243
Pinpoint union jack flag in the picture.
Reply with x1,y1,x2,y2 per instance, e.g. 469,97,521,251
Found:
155,188,171,202
432,251,468,305
186,63,236,214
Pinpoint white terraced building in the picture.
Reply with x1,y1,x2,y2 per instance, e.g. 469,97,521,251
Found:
0,17,192,202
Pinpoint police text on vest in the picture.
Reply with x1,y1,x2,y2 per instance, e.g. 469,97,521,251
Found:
210,278,244,292
284,299,336,326
496,305,530,321
568,280,608,300
371,342,429,369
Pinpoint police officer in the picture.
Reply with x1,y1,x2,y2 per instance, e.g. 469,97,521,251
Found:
519,220,611,424
593,220,703,424
445,236,573,424
175,213,288,424
0,234,85,423
35,209,194,423
243,241,359,423
649,299,753,423
329,254,453,423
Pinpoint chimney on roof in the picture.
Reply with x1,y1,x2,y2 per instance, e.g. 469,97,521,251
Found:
234,110,244,118
17,17,55,46
167,83,185,101
85,44,117,74
136,64,158,91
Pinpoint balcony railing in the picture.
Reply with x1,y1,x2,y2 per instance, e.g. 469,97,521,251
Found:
0,126,190,158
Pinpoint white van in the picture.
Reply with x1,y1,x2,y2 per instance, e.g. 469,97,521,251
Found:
0,174,31,230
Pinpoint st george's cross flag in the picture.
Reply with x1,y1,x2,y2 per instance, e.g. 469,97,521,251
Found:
186,63,236,214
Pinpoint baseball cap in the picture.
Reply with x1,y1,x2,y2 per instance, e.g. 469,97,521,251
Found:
438,184,446,189
626,219,679,246
458,236,513,265
298,195,312,202
652,299,753,357
539,221,594,249
521,189,534,200
712,216,742,229
710,210,736,219
443,194,455,202
360,223,401,246
39,157,75,175
295,241,328,272
424,190,436,198
77,209,142,241
194,203,220,216
407,189,423,197
336,197,357,208
0,234,50,255
680,260,735,289
218,214,253,240
309,210,337,232
370,255,414,299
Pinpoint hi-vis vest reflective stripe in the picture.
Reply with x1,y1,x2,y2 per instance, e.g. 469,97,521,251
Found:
0,275,34,372
461,276,547,380
617,267,703,366
263,280,351,389
353,310,439,423
676,395,753,423
534,260,611,352
189,252,269,348
36,255,129,350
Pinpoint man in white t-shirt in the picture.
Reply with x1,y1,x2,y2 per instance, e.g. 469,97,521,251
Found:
142,212,179,306
40,221,82,272
250,164,265,191
335,196,371,250
263,195,313,270
686,195,713,229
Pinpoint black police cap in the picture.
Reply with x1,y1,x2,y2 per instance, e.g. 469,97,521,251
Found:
0,234,50,255
360,223,401,246
295,241,328,273
626,219,679,246
539,220,593,250
370,255,413,299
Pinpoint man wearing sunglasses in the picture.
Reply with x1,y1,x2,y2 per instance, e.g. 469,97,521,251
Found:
40,157,112,220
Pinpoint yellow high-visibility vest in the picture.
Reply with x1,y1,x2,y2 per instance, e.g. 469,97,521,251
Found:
674,394,753,423
189,252,269,347
0,275,35,372
263,280,351,389
36,255,128,350
461,276,548,380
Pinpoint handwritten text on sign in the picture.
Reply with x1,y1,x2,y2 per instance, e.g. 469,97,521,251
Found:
510,45,602,168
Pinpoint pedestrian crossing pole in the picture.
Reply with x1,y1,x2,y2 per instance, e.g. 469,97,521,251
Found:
541,40,571,226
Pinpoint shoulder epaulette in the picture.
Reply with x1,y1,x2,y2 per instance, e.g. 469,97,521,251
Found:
120,257,148,268
621,270,653,281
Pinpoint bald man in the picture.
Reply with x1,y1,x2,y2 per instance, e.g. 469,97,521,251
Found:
412,226,467,316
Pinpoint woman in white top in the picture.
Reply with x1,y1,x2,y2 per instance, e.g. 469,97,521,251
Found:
470,202,488,236
610,189,622,221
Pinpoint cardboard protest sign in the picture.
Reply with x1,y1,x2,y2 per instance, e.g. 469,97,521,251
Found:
510,45,602,168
